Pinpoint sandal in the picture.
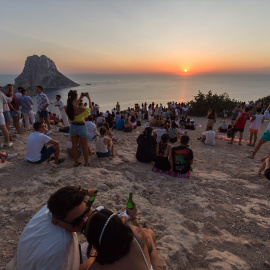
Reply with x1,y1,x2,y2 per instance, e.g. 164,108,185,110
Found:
55,158,65,164
48,157,55,162
228,142,233,144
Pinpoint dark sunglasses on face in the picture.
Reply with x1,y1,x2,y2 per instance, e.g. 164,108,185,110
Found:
59,206,91,228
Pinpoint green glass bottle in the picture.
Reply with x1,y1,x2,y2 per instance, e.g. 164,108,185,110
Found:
126,193,134,210
86,190,98,208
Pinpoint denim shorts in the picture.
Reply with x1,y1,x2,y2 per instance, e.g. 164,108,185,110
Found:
10,110,21,117
38,110,49,119
261,130,270,142
27,146,55,164
96,150,110,158
70,124,88,138
3,111,12,122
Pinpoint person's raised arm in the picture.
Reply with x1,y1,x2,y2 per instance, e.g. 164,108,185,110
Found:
87,93,93,110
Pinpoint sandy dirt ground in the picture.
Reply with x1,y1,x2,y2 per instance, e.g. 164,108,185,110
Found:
1,117,270,270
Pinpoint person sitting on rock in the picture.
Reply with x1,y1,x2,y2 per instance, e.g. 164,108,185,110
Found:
136,127,157,163
25,121,64,164
80,202,164,270
170,135,193,175
95,126,115,158
198,126,216,146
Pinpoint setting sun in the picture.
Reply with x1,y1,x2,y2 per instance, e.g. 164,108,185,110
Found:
184,69,188,72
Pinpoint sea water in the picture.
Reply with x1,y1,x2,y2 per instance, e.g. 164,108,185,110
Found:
0,73,269,115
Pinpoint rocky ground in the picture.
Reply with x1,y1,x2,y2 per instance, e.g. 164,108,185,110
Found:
1,117,270,270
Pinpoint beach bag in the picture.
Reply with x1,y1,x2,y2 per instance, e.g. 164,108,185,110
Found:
227,127,233,138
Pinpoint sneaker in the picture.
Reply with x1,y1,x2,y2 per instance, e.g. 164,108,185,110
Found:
45,130,52,135
4,142,13,147
6,153,18,161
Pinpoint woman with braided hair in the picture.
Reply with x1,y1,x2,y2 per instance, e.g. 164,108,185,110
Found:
66,90,92,167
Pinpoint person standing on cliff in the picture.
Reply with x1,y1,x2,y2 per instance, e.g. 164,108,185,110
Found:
5,84,23,134
51,95,70,127
36,86,51,134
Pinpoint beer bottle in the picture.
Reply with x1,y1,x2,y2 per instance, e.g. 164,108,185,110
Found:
126,193,134,210
86,190,98,208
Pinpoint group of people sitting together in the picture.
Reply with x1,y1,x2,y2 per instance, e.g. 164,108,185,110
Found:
1,83,270,179
17,186,164,269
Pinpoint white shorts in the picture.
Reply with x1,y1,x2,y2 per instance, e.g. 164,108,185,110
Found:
0,112,5,125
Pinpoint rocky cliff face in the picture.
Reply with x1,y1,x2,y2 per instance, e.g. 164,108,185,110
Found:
15,55,79,89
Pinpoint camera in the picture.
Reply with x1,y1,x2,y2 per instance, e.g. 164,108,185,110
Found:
81,92,88,97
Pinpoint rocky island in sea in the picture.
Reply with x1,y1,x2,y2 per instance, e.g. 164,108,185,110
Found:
14,55,79,90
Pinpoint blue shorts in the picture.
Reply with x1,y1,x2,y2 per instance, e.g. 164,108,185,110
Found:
261,130,270,142
28,146,55,164
96,150,110,158
3,111,12,122
69,124,88,138
10,110,20,117
38,110,49,119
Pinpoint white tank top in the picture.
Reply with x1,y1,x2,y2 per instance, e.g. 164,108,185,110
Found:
250,114,263,130
96,136,108,153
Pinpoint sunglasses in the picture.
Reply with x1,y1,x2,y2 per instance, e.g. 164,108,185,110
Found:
59,205,91,228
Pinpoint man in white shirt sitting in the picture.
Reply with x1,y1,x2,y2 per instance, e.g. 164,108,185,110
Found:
85,115,97,140
153,123,167,143
17,186,97,270
25,121,64,164
200,126,216,146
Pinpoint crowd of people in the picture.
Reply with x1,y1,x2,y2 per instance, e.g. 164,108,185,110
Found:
1,83,270,269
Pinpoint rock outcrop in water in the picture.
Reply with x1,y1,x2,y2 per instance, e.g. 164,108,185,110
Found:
15,55,79,89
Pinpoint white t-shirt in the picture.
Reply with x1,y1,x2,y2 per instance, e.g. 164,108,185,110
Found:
96,116,104,124
86,121,97,139
52,100,65,113
17,205,80,270
154,129,167,143
25,131,51,162
202,130,216,146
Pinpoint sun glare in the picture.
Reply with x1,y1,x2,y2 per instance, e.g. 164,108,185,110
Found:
184,69,188,72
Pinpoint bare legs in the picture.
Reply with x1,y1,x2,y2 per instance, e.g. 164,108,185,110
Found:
249,139,267,159
0,124,10,144
12,116,23,134
71,135,81,167
249,132,258,146
258,157,270,175
79,137,89,167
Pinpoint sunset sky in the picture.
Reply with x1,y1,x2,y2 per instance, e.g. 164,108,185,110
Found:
1,0,270,75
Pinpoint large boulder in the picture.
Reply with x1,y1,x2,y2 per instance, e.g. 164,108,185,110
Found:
15,55,79,89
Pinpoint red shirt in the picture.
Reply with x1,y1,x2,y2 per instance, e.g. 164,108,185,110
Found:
235,112,250,129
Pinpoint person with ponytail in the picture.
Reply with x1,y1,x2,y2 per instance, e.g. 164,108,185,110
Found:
154,133,171,171
66,90,92,167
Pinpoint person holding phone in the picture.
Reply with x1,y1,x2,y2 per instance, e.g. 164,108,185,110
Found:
66,90,92,167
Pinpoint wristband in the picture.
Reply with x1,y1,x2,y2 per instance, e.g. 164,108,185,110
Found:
131,217,138,221
135,222,141,226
